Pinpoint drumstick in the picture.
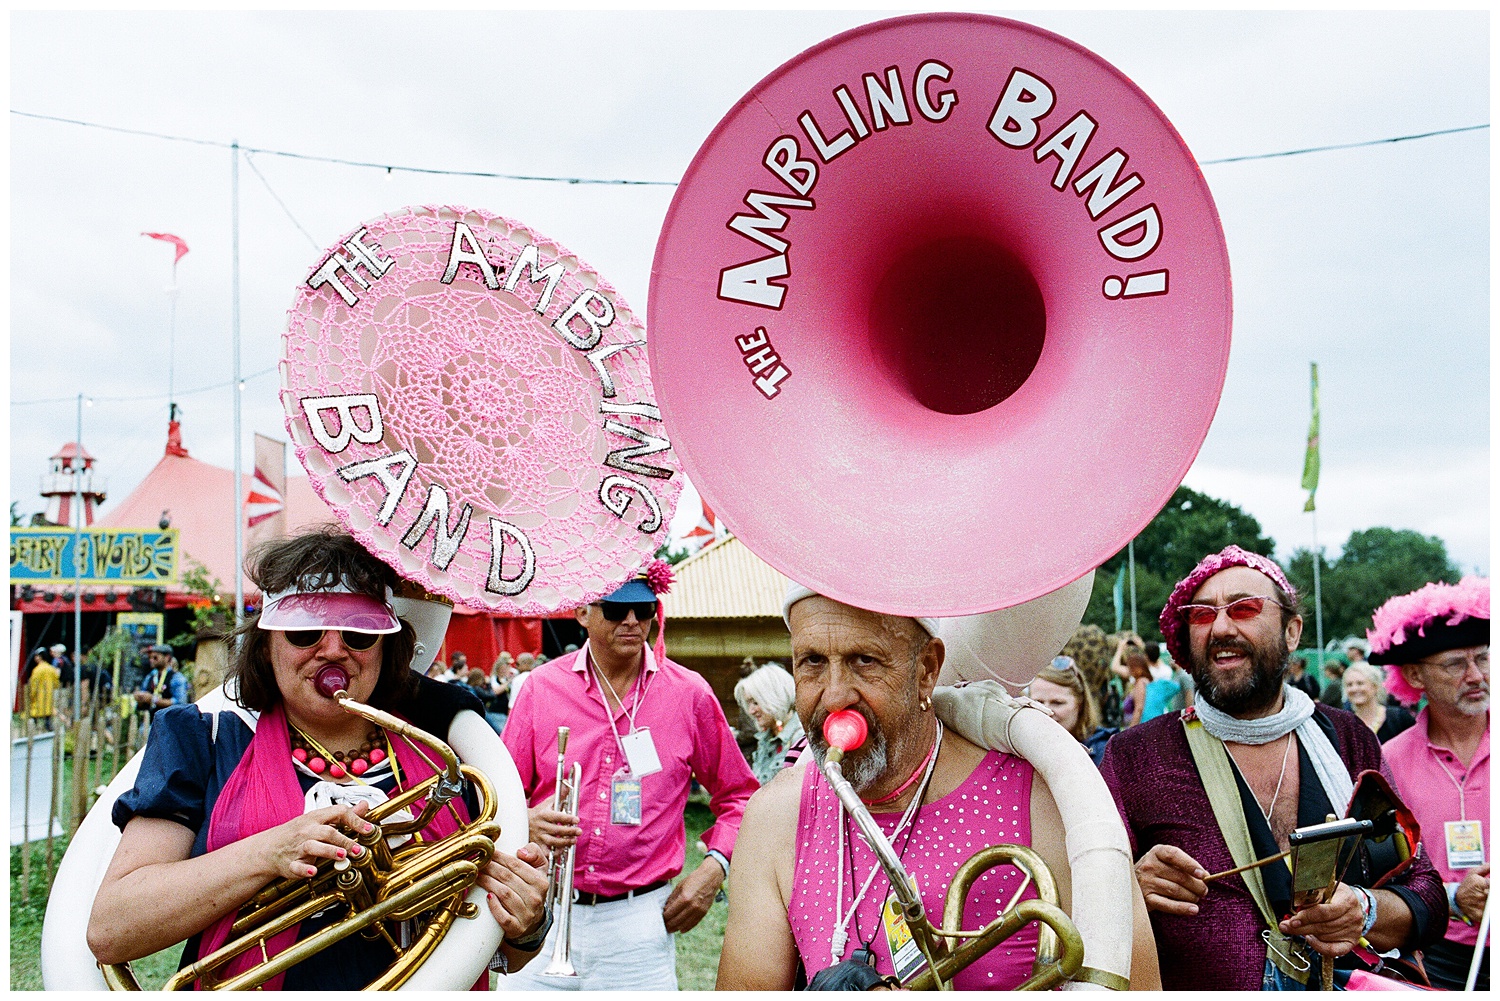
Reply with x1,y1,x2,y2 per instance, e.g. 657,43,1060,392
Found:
1202,850,1290,882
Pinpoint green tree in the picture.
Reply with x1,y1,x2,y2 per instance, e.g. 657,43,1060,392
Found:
167,560,234,647
1080,486,1276,642
1285,528,1459,645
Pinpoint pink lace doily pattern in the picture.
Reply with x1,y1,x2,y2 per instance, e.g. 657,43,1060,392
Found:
281,205,681,615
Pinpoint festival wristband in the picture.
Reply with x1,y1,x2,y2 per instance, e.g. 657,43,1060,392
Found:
503,908,553,953
1445,881,1472,924
1353,886,1378,938
705,849,730,878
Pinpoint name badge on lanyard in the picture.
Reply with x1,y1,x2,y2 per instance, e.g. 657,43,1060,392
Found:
1445,819,1485,868
611,770,642,826
882,878,927,984
621,727,662,777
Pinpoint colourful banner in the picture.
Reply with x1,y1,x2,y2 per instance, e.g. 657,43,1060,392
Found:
9,528,180,586
1301,362,1320,512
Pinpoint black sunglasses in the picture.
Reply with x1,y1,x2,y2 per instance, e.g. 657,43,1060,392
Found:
282,629,383,651
598,601,658,623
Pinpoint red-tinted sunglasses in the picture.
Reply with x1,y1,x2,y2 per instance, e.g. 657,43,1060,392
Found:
1180,596,1286,627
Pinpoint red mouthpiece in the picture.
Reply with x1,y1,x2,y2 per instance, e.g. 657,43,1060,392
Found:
314,665,350,699
823,709,868,753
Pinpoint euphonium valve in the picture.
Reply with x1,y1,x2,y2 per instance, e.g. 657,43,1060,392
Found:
817,711,1083,991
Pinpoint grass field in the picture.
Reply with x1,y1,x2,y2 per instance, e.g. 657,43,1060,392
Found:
10,802,728,990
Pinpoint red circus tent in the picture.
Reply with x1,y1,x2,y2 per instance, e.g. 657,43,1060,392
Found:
22,420,552,669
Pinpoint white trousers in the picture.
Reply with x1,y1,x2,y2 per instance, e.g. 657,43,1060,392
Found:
502,883,677,991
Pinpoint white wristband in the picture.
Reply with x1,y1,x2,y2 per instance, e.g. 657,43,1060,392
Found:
1354,885,1378,938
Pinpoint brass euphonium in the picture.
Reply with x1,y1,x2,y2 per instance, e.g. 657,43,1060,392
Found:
819,713,1085,991
99,665,504,991
539,726,582,983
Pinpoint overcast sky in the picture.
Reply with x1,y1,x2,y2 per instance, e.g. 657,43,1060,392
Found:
9,9,1490,578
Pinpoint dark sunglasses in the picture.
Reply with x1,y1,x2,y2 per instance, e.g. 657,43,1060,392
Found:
282,629,383,651
598,601,658,623
1180,596,1285,627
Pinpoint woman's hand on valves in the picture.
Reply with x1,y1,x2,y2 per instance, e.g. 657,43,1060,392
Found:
256,800,375,880
480,842,550,941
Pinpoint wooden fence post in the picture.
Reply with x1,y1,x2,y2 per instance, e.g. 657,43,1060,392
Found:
69,717,89,835
22,723,34,904
46,722,60,884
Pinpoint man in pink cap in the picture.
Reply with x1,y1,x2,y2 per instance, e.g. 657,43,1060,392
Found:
1371,577,1489,989
1100,545,1447,989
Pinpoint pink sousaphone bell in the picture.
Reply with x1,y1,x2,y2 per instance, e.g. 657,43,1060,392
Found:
649,12,1232,620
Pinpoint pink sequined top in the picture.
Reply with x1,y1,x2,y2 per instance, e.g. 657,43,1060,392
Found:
788,748,1041,989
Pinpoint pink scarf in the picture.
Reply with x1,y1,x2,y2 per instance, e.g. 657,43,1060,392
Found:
194,701,472,990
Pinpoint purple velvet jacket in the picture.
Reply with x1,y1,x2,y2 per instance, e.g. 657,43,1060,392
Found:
1100,704,1447,991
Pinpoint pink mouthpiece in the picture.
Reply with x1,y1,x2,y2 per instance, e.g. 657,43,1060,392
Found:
823,710,868,753
314,666,350,699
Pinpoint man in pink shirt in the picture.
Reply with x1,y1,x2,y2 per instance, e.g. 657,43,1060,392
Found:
502,562,757,990
1371,576,1490,990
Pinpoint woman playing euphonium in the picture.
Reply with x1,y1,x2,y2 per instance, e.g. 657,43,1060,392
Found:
86,527,549,989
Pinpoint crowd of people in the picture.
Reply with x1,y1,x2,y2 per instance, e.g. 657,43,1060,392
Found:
74,526,1488,992
22,636,198,735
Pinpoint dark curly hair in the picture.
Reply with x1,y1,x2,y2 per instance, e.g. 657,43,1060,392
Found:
229,525,417,711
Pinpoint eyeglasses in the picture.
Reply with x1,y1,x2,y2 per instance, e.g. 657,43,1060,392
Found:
282,629,383,651
1179,596,1286,627
1415,649,1489,680
598,601,658,623
1050,655,1086,688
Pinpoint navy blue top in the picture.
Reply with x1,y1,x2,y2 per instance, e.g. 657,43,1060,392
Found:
112,676,483,989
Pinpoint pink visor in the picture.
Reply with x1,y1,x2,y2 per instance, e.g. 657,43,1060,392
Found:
258,590,400,634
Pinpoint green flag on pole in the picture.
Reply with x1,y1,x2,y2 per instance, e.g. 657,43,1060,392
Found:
1301,362,1320,512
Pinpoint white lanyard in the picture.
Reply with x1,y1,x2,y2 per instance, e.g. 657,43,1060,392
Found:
586,642,655,758
1430,749,1473,821
829,720,943,967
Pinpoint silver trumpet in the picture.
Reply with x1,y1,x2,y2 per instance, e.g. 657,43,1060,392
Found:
540,726,582,983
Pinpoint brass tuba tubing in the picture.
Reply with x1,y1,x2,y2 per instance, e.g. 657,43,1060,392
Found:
170,860,482,991
117,688,502,992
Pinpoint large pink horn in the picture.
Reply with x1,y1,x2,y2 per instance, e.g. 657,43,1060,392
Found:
649,13,1230,617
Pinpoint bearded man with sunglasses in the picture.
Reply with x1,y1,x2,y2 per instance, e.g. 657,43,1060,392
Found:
1372,577,1490,990
501,564,758,990
1100,545,1447,990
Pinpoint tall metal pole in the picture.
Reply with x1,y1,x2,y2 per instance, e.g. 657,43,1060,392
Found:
232,142,245,626
73,392,84,723
1127,539,1138,636
1311,508,1326,675
167,258,179,408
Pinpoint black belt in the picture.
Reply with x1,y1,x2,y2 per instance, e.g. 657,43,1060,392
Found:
572,879,669,906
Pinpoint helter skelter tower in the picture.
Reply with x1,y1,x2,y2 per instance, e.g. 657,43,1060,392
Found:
40,441,107,527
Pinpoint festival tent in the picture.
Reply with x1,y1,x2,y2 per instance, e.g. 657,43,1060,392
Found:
13,420,553,672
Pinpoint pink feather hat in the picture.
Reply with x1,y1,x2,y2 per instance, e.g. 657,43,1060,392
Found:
1367,576,1489,705
1158,545,1297,667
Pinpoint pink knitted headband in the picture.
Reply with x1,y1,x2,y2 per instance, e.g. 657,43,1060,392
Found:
1158,545,1297,666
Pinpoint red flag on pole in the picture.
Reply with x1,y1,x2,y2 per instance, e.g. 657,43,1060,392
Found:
682,498,720,552
142,231,190,263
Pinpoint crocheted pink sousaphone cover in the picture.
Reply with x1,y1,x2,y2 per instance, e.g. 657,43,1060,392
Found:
282,206,681,615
